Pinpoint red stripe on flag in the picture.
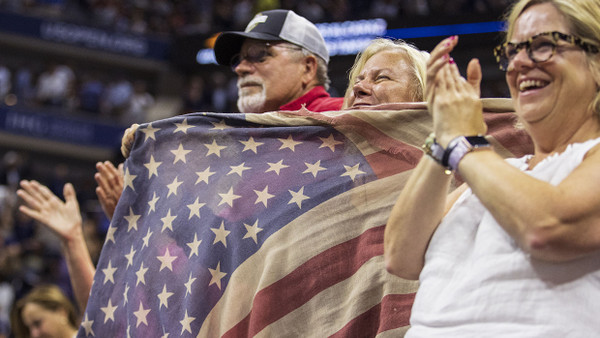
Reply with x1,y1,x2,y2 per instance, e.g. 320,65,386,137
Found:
223,225,386,337
366,148,422,179
329,293,416,337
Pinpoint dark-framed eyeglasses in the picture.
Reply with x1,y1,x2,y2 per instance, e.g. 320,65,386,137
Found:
230,42,302,71
493,31,599,71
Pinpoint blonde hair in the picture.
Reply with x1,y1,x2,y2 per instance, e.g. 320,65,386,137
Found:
10,285,78,338
503,0,600,117
342,38,429,109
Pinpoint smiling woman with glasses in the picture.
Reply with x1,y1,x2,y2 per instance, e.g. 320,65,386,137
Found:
494,30,600,71
384,0,600,336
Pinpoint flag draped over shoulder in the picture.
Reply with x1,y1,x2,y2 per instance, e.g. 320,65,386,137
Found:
78,99,532,337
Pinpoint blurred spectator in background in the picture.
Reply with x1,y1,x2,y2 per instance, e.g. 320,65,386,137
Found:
34,62,75,108
10,284,79,338
78,71,105,114
210,71,229,112
100,76,133,117
13,62,35,105
122,79,154,124
181,75,211,113
370,0,401,19
0,64,11,103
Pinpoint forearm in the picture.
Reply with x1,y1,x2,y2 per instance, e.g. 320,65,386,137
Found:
384,156,452,279
62,233,96,313
459,149,600,261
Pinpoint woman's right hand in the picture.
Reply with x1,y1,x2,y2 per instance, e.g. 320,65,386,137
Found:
17,180,83,243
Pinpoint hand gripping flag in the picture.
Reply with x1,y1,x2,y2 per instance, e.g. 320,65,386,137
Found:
79,99,532,337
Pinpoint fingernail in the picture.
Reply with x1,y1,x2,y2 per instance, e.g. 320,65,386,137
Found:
444,41,450,47
450,35,457,40
449,57,455,64
442,54,449,61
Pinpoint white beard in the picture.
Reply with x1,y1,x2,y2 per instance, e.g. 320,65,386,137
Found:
237,87,266,113
237,76,267,113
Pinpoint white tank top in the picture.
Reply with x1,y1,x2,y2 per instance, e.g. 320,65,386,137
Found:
407,137,600,338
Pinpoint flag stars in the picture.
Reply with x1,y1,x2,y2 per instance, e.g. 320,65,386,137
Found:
124,246,136,268
100,299,118,323
157,284,174,309
319,134,343,151
80,314,94,336
123,167,137,191
142,229,153,249
141,123,160,141
254,186,274,207
211,119,230,130
218,187,241,207
227,162,251,177
136,262,148,286
148,192,159,214
173,118,194,134
133,301,150,327
278,135,301,151
166,177,183,197
160,209,177,233
123,284,130,305
243,219,263,244
265,159,289,175
303,160,327,178
187,197,205,219
143,155,162,178
184,273,196,296
211,221,230,247
240,136,264,153
124,207,141,232
102,260,117,284
105,225,117,244
195,167,216,185
205,140,227,157
341,164,366,181
289,187,310,208
157,248,178,272
171,143,191,164
186,233,202,258
208,262,227,290
180,310,196,334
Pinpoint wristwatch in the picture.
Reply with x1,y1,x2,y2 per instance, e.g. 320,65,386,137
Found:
422,133,445,165
443,136,491,171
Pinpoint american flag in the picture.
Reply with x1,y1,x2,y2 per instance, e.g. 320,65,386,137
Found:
78,100,532,337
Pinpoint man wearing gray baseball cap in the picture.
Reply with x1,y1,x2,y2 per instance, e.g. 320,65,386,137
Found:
213,9,343,113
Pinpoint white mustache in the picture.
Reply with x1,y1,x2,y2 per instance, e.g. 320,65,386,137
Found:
237,76,264,89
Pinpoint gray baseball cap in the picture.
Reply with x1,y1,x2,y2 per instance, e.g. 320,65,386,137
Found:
213,9,329,66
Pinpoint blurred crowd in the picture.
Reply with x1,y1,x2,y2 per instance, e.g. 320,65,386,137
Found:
0,0,511,37
0,60,156,125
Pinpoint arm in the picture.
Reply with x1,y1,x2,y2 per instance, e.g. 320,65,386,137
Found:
94,161,123,220
384,157,453,280
458,146,600,262
17,180,95,312
384,36,480,279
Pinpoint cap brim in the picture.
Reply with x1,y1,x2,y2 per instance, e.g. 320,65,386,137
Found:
214,31,283,66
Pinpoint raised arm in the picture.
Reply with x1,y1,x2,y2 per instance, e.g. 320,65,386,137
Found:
17,180,95,312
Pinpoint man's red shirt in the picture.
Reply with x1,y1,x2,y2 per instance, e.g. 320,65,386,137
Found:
279,86,343,112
